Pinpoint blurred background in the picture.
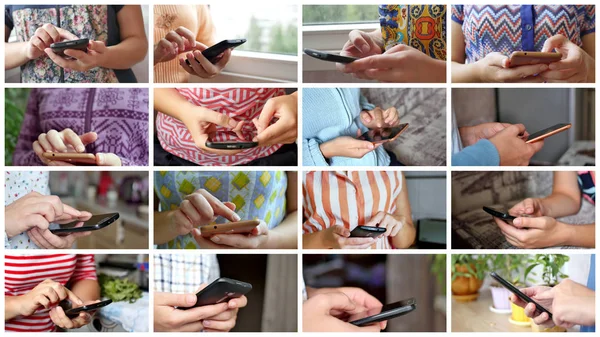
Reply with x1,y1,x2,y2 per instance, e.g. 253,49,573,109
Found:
5,88,29,165
453,88,595,166
303,254,446,332
404,171,446,248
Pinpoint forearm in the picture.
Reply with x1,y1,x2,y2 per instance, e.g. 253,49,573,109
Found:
5,296,24,320
154,210,180,245
5,42,30,69
391,218,416,249
263,211,298,249
539,193,581,218
69,279,100,302
100,37,147,69
302,231,329,249
451,61,481,83
586,57,595,83
428,59,447,82
562,223,595,248
154,88,197,120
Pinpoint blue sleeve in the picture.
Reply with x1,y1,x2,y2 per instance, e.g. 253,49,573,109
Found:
451,5,464,24
111,5,125,13
354,94,375,134
452,139,500,166
303,139,330,166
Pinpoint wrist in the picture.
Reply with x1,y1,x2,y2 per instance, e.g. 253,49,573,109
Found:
473,61,485,83
430,59,447,82
556,221,573,246
319,141,333,159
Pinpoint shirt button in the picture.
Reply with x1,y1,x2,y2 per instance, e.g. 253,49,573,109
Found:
525,24,533,30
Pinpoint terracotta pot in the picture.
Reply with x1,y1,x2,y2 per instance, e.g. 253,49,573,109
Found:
451,264,483,301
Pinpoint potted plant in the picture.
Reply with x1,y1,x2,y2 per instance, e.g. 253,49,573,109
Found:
488,254,526,314
451,254,485,302
524,254,570,332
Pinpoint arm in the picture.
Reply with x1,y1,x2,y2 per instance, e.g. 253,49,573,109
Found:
537,171,582,217
391,173,416,249
154,88,196,120
452,139,500,166
98,5,147,69
5,296,23,321
69,279,100,303
260,171,298,249
302,230,328,249
4,24,33,69
450,21,481,83
302,138,330,166
582,34,595,82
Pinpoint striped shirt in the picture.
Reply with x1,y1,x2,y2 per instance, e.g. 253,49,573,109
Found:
302,171,404,249
154,254,220,294
5,254,97,332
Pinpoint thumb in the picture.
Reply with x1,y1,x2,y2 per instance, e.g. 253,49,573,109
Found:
200,109,239,129
333,225,351,238
349,138,375,150
79,132,98,146
65,288,84,306
504,124,526,136
223,201,236,211
541,35,567,53
57,27,79,41
319,292,357,314
95,153,122,166
154,292,198,307
88,40,107,53
485,52,509,67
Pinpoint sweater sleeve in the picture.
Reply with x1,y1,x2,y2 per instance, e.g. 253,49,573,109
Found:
13,89,44,166
452,139,500,166
302,138,329,166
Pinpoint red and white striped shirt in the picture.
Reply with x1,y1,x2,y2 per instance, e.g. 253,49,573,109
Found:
303,171,404,249
156,88,284,166
5,254,97,332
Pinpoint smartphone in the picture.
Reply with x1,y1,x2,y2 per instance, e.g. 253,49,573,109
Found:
205,131,259,150
50,38,89,57
64,299,113,317
49,213,120,236
524,123,572,144
490,272,552,318
182,277,252,309
42,152,96,165
348,298,416,327
508,51,562,67
185,38,247,65
200,220,261,237
482,206,516,224
359,123,409,144
350,226,386,238
303,48,358,64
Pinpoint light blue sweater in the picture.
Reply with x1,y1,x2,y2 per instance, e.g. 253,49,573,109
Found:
303,88,390,166
451,111,500,166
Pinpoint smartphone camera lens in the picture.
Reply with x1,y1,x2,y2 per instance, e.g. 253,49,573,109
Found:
214,225,217,229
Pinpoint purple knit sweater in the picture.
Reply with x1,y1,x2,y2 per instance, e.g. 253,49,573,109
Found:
13,88,149,166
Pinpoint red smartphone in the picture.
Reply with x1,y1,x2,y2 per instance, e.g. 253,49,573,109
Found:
42,152,96,165
200,220,260,237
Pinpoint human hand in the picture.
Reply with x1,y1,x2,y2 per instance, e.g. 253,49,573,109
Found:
322,225,378,249
154,26,197,65
168,189,241,237
49,299,101,330
45,40,109,72
494,215,567,248
192,220,269,249
18,279,84,317
33,129,122,166
340,44,446,83
179,106,243,155
320,131,379,159
509,285,554,328
488,124,544,165
179,42,232,79
335,29,383,76
24,23,79,60
362,212,405,238
540,34,594,83
474,52,549,83
509,198,545,217
459,122,524,147
360,107,400,129
200,286,247,332
253,93,298,146
540,279,595,328
28,226,91,249
303,292,382,332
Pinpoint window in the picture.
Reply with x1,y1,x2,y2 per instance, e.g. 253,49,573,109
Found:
303,5,379,25
209,4,298,56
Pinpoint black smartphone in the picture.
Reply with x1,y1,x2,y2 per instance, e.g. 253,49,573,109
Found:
525,123,572,144
490,272,552,318
49,213,119,236
185,38,247,65
349,298,416,327
64,299,113,317
482,206,516,224
205,130,258,150
182,277,252,309
350,226,386,238
359,123,409,144
303,48,358,64
50,38,89,57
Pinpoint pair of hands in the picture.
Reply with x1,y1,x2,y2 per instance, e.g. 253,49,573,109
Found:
511,279,595,329
303,287,385,332
154,285,247,332
154,26,231,79
336,30,446,83
320,107,401,159
5,191,92,249
321,212,405,249
33,128,122,166
493,198,568,248
473,35,593,83
168,188,270,249
180,92,297,156
18,279,98,330
459,123,544,166
26,23,109,72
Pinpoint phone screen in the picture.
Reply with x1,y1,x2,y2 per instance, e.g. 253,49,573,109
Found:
51,214,116,230
526,123,570,142
359,124,408,143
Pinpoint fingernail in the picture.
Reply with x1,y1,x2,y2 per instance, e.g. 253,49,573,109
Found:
229,300,237,309
233,213,241,221
203,320,212,327
210,236,221,243
513,218,522,225
360,44,369,54
193,228,201,236
97,153,104,164
526,207,533,213
539,64,548,71
76,145,85,152
368,144,374,149
228,119,238,128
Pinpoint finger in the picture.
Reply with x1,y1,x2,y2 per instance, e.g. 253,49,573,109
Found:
63,49,90,61
186,52,212,78
44,288,60,304
228,295,247,309
174,26,196,50
527,140,544,154
213,48,232,69
31,36,48,52
77,132,97,146
193,50,220,76
179,57,197,75
39,229,71,249
320,293,358,314
37,133,53,152
255,120,291,146
205,308,235,321
512,216,548,229
173,210,193,234
540,68,579,80
44,48,75,68
54,306,75,329
35,29,53,47
61,129,85,152
343,237,378,246
371,107,384,128
165,31,185,51
348,30,373,54
533,312,551,325
210,233,261,249
360,110,373,124
363,212,386,227
197,190,241,222
202,318,235,331
180,199,206,226
178,303,230,324
332,225,351,238
256,98,278,132
154,292,198,308
385,107,399,125
95,153,122,166
29,228,53,249
56,27,79,41
41,24,60,43
46,129,67,152
24,214,50,230
71,312,92,328
501,64,549,81
199,109,239,129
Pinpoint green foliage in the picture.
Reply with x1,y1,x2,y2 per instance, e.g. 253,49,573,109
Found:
98,274,142,303
451,254,487,282
237,16,297,55
524,254,570,286
488,254,528,285
303,5,378,24
430,254,446,293
5,88,29,165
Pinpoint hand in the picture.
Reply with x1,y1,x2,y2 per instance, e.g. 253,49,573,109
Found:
253,93,298,146
494,215,568,248
336,29,383,76
168,189,241,237
49,300,100,330
28,227,92,249
155,26,196,65
340,44,446,83
509,286,554,328
322,225,378,249
474,52,549,83
360,107,400,129
488,124,544,165
509,198,545,217
459,122,523,147
5,191,91,238
45,40,109,72
178,106,243,155
362,212,405,238
33,129,122,166
179,42,232,79
320,131,379,159
303,292,382,332
192,220,269,249
19,279,84,317
540,279,596,328
540,34,594,83
199,285,247,332
24,23,78,60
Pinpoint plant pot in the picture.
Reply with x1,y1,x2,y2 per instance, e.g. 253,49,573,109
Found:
531,322,567,332
451,264,483,302
490,286,512,311
509,302,531,326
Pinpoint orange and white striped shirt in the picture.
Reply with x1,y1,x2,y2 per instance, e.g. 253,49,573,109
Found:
303,171,404,249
